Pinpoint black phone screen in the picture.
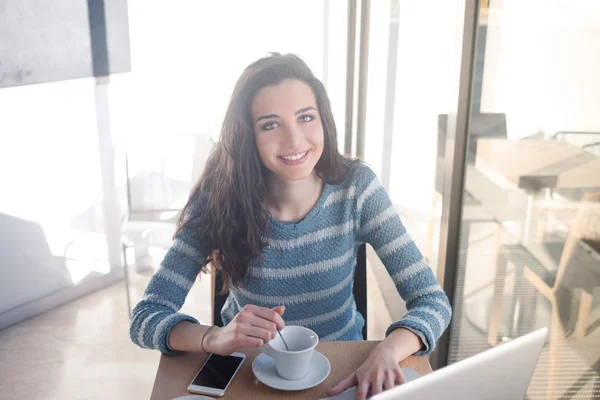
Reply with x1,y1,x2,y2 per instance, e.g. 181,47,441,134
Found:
191,354,244,390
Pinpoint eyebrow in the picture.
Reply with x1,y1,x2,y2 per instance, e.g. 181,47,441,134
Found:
295,106,317,115
255,114,278,124
254,106,317,124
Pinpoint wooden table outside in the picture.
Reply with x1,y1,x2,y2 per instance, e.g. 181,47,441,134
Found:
475,139,600,191
475,139,600,242
150,341,433,400
474,138,600,395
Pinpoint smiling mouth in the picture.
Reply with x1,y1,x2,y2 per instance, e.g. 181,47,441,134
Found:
278,151,309,161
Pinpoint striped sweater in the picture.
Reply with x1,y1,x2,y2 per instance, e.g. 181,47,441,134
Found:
129,163,451,356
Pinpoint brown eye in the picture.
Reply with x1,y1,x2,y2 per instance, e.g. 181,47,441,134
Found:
262,121,279,130
298,114,315,123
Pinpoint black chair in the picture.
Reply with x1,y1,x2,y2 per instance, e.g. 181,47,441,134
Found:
212,243,369,339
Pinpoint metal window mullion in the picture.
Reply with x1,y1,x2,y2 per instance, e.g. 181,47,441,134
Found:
355,0,371,160
344,0,358,156
431,0,481,370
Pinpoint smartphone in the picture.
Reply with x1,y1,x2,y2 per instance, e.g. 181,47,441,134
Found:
187,352,246,397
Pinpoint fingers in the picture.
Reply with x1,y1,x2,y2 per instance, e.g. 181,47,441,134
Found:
229,321,272,348
229,330,263,349
247,305,286,330
230,304,287,350
383,374,395,391
272,305,285,316
370,371,384,396
356,379,371,400
354,369,399,400
326,373,357,396
240,336,264,348
396,368,406,385
242,325,273,345
242,312,278,335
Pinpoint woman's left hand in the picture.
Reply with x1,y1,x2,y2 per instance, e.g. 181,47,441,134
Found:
326,345,405,399
325,328,422,399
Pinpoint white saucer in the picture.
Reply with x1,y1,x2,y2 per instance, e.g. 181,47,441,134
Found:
252,350,331,391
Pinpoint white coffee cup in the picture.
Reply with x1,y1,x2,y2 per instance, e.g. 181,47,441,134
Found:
262,325,319,380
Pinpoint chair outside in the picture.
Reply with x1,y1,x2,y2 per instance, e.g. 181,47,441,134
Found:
121,134,215,316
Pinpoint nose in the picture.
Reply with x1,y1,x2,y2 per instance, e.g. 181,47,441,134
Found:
281,123,303,148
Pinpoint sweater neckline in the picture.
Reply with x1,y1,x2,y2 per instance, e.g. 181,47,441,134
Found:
268,182,333,229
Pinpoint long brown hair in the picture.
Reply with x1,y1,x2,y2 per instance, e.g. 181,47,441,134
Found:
177,53,355,291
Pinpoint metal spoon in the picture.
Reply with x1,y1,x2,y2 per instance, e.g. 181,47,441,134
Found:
277,328,290,351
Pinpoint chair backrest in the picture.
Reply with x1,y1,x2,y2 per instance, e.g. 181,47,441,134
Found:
121,134,215,215
552,131,600,147
212,243,369,339
435,113,507,193
555,192,600,291
437,113,507,160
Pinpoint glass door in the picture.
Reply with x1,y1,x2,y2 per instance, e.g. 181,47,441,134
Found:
360,1,599,398
448,1,600,398
359,0,466,337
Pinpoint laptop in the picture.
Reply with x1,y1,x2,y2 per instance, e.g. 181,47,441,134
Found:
372,327,548,400
323,327,547,400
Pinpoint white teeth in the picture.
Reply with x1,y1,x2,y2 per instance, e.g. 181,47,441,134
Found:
280,151,307,161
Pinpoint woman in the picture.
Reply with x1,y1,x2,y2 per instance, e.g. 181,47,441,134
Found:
130,52,451,399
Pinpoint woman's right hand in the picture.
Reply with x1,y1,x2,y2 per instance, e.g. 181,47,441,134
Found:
203,304,285,356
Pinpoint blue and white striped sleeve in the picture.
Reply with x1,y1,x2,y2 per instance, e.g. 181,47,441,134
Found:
355,165,452,355
129,226,205,355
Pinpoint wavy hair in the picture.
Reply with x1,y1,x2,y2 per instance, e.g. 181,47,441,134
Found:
176,53,355,291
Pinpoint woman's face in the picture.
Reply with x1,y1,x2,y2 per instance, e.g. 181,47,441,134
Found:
251,79,324,182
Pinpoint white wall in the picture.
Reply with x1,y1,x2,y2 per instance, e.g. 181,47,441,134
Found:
0,78,117,315
108,0,349,143
364,0,461,214
0,0,348,321
481,0,600,139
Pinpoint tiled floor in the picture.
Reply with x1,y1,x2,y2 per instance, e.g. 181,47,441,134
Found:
0,261,392,400
0,269,208,400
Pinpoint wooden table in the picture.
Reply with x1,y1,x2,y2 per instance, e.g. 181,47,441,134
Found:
476,139,600,242
476,139,600,190
471,138,600,346
150,341,432,400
